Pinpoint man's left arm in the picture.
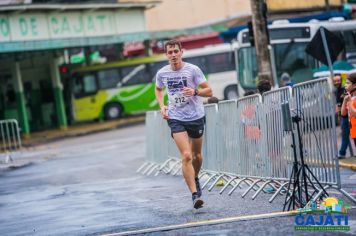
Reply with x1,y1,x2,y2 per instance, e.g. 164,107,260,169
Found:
182,65,212,97
182,81,212,97
196,81,212,97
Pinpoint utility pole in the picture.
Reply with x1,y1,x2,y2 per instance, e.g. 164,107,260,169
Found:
250,0,273,84
325,0,330,11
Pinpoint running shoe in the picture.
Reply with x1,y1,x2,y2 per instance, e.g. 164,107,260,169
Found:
192,192,204,209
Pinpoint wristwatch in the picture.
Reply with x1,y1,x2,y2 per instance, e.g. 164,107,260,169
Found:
194,89,199,96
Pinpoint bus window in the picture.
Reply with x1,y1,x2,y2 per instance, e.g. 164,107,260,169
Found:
206,52,235,73
150,61,168,77
74,74,97,97
273,43,316,84
83,74,97,93
184,56,208,73
120,64,151,86
237,47,258,89
342,30,356,64
98,69,120,89
344,30,356,52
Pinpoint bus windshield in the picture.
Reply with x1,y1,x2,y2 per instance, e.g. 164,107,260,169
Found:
237,42,317,89
238,47,257,89
273,42,317,85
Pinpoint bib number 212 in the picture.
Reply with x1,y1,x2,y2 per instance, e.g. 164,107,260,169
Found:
175,97,186,104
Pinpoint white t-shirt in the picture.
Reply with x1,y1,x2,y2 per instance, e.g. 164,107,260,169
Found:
155,62,206,121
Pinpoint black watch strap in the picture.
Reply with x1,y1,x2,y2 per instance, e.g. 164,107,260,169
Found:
194,89,199,96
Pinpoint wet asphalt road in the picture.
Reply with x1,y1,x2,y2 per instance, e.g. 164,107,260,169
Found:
0,123,355,236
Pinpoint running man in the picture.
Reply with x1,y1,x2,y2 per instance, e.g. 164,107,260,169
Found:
155,39,213,209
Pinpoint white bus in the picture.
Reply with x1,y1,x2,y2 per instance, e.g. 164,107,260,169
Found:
235,18,356,94
182,43,238,99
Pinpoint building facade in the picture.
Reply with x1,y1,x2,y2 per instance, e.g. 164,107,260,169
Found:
122,0,344,31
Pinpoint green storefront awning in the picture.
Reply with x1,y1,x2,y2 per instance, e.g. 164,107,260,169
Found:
0,24,227,53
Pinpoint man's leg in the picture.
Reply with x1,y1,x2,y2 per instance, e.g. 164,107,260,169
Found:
191,137,203,178
191,137,203,197
173,132,197,193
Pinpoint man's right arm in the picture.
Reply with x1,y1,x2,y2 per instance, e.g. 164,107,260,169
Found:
155,86,169,119
155,86,165,109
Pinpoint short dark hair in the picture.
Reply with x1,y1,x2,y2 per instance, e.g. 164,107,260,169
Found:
164,39,182,52
348,72,356,84
244,91,256,96
207,96,219,104
257,79,272,94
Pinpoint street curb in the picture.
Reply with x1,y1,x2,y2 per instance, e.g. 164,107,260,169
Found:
59,117,146,139
0,161,35,171
339,160,356,171
22,116,145,147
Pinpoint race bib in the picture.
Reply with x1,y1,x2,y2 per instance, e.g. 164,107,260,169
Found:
171,93,189,107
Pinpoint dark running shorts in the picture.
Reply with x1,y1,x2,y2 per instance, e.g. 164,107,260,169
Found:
167,117,205,139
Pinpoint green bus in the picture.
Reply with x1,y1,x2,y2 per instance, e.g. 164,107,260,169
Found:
70,43,237,122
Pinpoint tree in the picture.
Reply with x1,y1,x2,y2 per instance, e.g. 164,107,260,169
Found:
250,0,273,85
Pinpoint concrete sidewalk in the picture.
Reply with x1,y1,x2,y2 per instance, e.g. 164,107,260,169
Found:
21,115,145,147
339,157,356,170
336,127,356,171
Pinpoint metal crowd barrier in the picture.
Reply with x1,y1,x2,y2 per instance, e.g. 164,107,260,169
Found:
200,101,244,193
260,87,294,202
0,119,22,163
139,78,356,205
137,111,181,176
291,78,354,203
199,103,220,186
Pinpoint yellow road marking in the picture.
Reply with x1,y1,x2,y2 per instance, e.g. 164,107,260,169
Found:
102,210,298,236
339,161,356,170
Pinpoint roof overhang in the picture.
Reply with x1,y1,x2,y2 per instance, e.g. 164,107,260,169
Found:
0,2,160,12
